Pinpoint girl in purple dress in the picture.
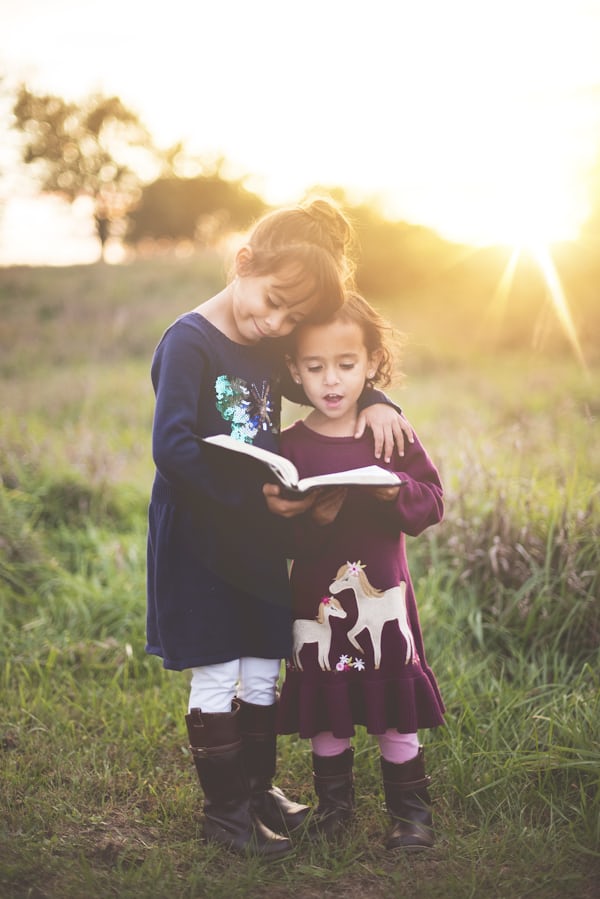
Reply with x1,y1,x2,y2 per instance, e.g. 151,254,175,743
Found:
275,292,445,851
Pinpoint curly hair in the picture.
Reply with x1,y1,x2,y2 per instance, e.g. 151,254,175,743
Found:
280,291,404,405
330,291,403,389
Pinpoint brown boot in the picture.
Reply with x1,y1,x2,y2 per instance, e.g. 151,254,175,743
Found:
380,747,435,851
185,700,292,859
310,748,355,838
237,698,310,833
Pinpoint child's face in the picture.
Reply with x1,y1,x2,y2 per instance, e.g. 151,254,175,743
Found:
288,319,381,424
231,259,318,345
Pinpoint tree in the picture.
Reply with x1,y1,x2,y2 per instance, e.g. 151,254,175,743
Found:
126,171,266,247
11,86,157,259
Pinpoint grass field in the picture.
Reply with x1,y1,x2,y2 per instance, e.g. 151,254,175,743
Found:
1,256,599,898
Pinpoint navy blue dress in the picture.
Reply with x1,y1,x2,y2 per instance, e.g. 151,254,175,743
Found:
146,313,293,670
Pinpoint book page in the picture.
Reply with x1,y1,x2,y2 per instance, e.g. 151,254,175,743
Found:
202,434,300,489
298,466,401,492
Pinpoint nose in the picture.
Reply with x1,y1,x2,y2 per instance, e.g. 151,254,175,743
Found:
323,366,339,386
264,309,287,334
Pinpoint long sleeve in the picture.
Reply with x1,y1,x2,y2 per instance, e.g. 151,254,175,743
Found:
376,434,444,537
357,386,402,415
151,317,271,509
152,322,242,505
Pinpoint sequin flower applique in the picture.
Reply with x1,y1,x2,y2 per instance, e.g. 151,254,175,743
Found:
248,381,276,435
214,375,276,442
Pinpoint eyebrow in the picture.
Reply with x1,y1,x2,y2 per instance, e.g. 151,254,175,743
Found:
299,352,360,362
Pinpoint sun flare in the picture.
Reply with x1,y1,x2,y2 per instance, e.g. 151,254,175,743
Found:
487,240,588,371
529,243,587,370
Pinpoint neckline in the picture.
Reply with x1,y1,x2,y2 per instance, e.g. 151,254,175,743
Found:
294,419,360,444
189,311,259,351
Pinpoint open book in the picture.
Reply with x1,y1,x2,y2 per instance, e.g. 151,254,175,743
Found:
202,433,403,494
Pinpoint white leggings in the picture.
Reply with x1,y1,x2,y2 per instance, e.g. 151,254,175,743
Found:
188,657,281,713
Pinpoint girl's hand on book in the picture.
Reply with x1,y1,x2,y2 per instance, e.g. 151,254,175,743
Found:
311,486,348,526
365,484,402,503
355,406,414,462
262,483,316,517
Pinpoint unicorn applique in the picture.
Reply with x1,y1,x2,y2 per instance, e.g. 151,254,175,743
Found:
329,561,417,668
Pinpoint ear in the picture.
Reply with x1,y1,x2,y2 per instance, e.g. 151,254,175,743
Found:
286,355,302,385
234,245,253,276
367,349,383,381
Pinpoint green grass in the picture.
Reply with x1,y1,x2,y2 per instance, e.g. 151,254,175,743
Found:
1,258,599,898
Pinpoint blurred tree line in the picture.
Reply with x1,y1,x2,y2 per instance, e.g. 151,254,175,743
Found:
6,85,600,360
8,86,462,280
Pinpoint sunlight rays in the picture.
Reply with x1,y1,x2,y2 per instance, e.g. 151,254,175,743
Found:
487,248,521,327
529,243,588,372
489,242,588,372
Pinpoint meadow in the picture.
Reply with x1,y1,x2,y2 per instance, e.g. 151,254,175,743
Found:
0,255,599,898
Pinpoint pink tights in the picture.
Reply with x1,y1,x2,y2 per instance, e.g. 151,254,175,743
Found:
311,730,419,764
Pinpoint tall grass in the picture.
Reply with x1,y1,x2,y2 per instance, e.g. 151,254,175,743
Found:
1,259,599,898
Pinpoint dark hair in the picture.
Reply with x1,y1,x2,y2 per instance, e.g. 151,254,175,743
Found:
287,291,401,388
280,291,403,404
330,292,400,388
236,197,356,322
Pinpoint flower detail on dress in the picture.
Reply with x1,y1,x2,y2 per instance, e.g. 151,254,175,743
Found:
336,654,364,672
214,375,277,442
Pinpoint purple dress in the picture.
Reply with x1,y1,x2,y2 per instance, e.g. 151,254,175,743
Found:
277,421,445,738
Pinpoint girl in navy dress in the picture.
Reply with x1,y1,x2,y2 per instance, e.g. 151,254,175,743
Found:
146,199,412,858
275,292,445,851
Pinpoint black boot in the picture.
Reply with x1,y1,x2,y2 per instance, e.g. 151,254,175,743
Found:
185,700,292,859
380,747,435,851
310,748,355,837
237,698,310,833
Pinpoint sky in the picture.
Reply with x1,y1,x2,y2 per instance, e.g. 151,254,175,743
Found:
1,0,600,264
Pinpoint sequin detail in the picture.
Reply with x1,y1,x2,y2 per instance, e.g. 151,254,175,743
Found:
215,375,277,442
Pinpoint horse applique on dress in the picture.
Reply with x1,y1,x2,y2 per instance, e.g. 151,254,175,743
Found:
292,596,347,671
329,561,417,668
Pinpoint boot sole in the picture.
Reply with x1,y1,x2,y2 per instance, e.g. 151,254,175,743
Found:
203,825,294,860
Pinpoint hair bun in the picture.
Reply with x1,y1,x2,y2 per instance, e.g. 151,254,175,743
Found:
301,196,354,260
